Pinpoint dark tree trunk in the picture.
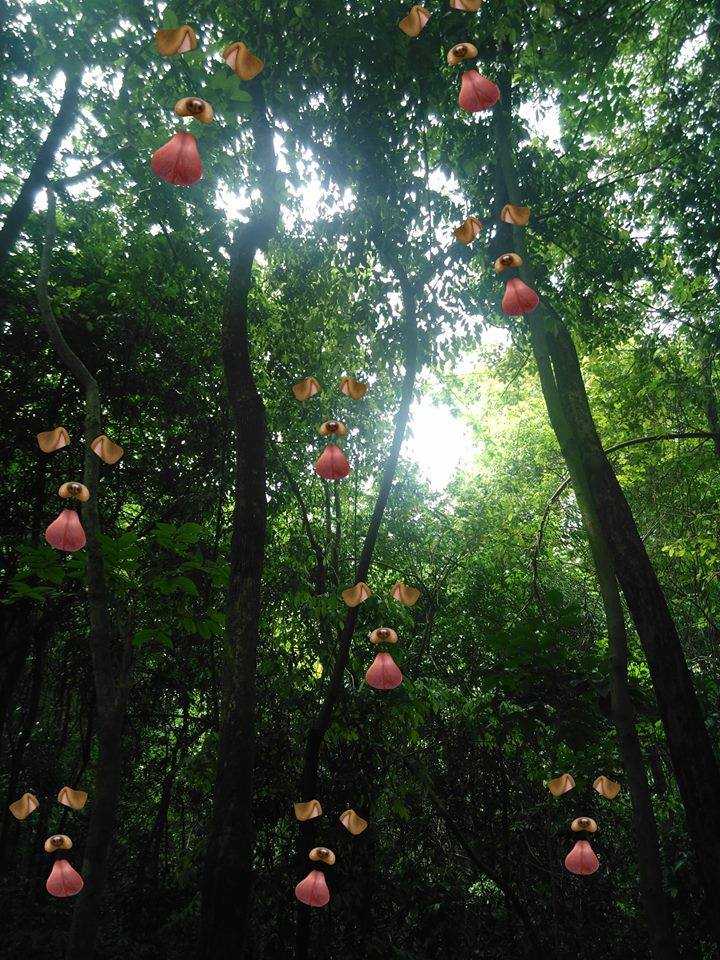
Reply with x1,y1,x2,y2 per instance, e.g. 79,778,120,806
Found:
492,41,720,949
198,80,279,960
574,475,679,959
0,66,81,270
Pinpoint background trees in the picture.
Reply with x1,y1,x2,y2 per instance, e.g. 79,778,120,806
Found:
1,0,719,957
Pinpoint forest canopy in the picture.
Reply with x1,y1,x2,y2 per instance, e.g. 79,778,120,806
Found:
1,0,720,957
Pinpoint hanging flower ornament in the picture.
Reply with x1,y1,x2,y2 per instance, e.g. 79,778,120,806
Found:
398,5,431,36
151,132,203,186
223,42,264,80
447,42,478,66
292,377,322,401
454,216,483,245
458,70,500,112
501,277,539,316
494,253,523,274
154,26,198,56
174,97,215,124
37,426,69,453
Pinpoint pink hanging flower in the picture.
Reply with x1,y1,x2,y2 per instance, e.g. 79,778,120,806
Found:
295,869,330,907
458,70,500,112
151,132,203,186
501,277,539,316
564,840,600,876
45,509,86,552
314,444,350,480
46,859,84,897
366,652,403,690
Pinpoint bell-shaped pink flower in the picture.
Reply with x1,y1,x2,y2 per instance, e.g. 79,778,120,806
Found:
46,859,84,897
295,869,330,907
366,652,403,690
458,70,500,112
501,277,539,316
151,132,202,186
314,444,350,480
45,509,86,552
564,840,599,876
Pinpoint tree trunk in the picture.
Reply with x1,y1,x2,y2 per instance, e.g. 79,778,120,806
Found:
198,80,279,959
36,189,128,960
574,475,679,959
492,41,720,949
0,66,81,270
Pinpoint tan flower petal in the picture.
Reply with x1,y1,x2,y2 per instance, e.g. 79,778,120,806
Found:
155,26,198,57
341,582,372,607
339,809,368,835
9,792,39,820
318,420,348,437
339,377,368,400
571,817,598,833
44,834,73,853
293,799,323,821
500,203,531,226
391,582,420,606
174,97,214,124
309,846,336,865
223,42,264,80
292,377,322,401
368,627,398,644
547,773,575,797
57,786,88,810
398,5,431,36
447,42,478,66
37,426,69,453
593,775,621,799
453,216,483,245
494,252,523,273
90,435,124,465
58,482,90,502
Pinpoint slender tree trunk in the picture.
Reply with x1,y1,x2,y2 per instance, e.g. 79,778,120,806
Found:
198,80,279,959
492,41,720,948
36,190,129,959
295,267,419,960
0,66,81,270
